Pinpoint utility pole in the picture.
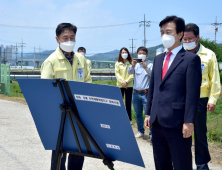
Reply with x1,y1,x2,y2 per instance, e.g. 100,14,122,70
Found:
0,46,1,82
129,38,136,58
18,39,26,68
4,49,6,64
15,43,18,67
139,14,150,47
211,16,222,43
34,47,36,68
38,46,43,68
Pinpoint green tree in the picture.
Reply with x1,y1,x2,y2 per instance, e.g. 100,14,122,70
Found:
2,58,7,64
199,38,222,62
23,61,29,66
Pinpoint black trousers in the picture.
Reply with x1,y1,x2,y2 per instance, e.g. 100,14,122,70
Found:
51,150,84,170
120,87,133,121
152,120,192,170
194,98,211,169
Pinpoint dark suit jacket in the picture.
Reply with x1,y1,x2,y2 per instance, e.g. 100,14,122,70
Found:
145,48,202,129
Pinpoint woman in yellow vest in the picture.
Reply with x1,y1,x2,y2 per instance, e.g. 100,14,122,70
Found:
115,47,134,122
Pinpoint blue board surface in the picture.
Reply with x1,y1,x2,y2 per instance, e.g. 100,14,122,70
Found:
18,79,145,168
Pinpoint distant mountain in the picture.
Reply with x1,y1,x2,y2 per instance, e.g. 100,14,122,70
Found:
17,44,164,66
85,50,119,61
23,50,54,60
23,49,120,61
109,44,164,62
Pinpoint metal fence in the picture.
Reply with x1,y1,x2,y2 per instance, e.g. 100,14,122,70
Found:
0,64,10,96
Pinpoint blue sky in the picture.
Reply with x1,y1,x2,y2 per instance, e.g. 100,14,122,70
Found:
0,0,221,56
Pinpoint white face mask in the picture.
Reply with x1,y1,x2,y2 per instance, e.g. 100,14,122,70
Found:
121,53,128,59
161,34,176,49
138,54,147,61
59,40,75,52
183,41,197,50
79,52,85,56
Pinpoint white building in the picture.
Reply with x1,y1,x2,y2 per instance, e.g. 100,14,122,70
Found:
0,45,16,65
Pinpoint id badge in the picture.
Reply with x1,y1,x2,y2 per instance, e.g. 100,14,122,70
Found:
78,69,84,79
201,64,205,72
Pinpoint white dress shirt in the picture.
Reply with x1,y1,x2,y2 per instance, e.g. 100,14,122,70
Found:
163,45,182,69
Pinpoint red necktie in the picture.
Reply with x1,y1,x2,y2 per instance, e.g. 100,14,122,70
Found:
162,51,172,80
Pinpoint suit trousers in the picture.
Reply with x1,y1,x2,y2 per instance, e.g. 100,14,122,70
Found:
152,120,192,170
120,87,133,121
51,150,84,170
194,97,211,169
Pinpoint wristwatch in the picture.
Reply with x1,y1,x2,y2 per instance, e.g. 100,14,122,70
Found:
188,123,193,125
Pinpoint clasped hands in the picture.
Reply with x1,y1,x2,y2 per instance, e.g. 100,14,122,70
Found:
122,81,127,88
144,117,194,138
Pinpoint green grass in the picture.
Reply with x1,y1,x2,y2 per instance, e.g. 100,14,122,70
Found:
207,97,222,143
92,80,117,86
10,82,24,98
7,79,222,143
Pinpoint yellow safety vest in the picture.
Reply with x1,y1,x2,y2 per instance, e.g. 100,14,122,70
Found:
41,47,92,83
115,61,134,88
197,44,221,105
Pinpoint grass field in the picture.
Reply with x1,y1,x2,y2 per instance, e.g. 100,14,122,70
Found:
5,79,222,143
207,98,222,142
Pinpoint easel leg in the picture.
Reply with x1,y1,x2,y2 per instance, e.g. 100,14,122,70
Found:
52,110,67,170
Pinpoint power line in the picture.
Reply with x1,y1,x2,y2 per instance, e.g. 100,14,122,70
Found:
79,22,139,29
0,38,16,44
133,27,140,39
136,32,144,39
0,22,139,30
150,21,210,25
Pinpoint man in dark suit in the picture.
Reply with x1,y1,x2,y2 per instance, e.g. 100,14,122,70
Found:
144,16,202,170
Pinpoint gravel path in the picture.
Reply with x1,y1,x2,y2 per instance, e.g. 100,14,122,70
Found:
0,99,221,170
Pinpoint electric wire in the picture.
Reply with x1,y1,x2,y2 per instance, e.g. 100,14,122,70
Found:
0,22,139,30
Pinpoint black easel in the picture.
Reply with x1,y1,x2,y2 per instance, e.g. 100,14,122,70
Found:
51,79,115,170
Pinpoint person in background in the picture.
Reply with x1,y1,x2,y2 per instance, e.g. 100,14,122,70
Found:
78,47,91,70
115,47,134,123
128,46,153,139
41,23,91,170
77,47,92,82
183,23,221,170
144,15,202,170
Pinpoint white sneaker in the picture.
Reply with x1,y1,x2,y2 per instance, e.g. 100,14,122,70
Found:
135,132,144,138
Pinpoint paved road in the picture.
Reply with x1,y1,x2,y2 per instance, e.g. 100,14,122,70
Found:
0,99,221,170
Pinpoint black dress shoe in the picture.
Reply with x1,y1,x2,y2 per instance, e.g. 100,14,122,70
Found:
150,140,153,146
197,164,209,170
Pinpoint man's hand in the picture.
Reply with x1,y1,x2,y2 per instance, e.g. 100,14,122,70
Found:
132,59,137,67
207,103,215,112
121,81,127,88
182,123,194,138
141,60,147,68
144,116,152,129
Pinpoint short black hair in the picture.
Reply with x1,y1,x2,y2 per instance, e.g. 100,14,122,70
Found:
159,15,185,41
137,46,148,54
185,23,199,37
77,47,86,52
56,23,77,37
